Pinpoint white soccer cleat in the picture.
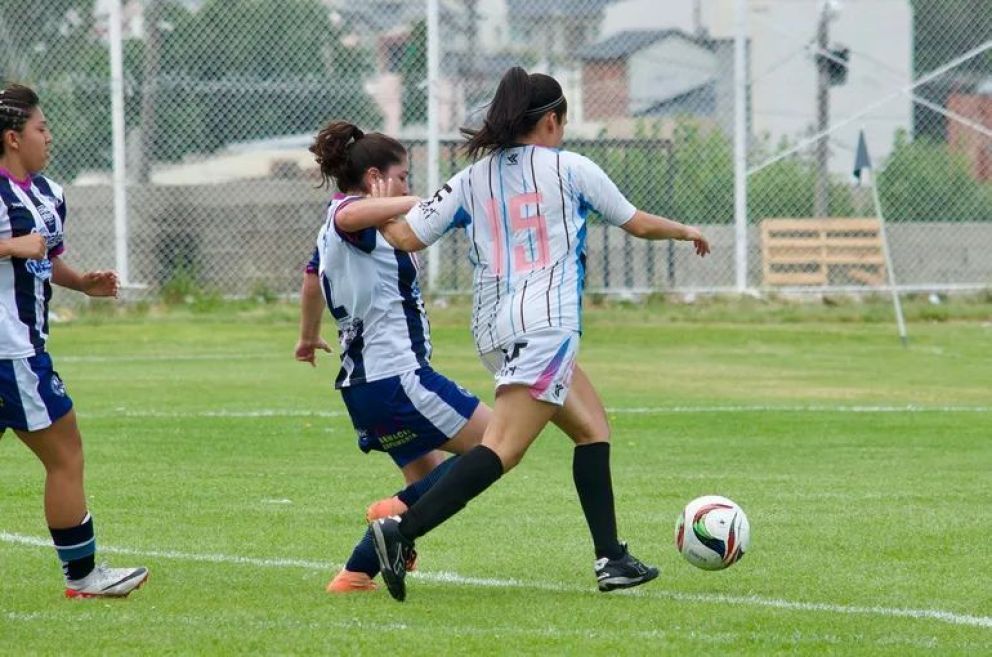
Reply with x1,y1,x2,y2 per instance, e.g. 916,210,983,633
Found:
65,564,149,599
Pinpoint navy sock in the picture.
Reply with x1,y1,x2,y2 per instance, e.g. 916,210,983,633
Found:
344,527,380,577
396,455,460,508
573,443,623,560
399,445,503,541
49,513,96,581
344,456,461,577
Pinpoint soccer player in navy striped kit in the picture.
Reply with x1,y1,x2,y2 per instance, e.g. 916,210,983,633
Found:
0,84,147,597
358,68,711,601
296,121,492,592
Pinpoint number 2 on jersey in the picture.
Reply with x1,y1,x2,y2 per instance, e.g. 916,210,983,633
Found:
484,193,550,276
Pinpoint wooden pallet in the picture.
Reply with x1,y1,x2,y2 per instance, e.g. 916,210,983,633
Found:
761,218,885,287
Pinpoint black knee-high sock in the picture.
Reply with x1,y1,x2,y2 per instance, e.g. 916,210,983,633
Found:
573,442,623,560
398,445,503,541
50,513,96,581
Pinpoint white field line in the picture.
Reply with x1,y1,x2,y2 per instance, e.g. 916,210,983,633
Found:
78,409,349,419
58,353,264,363
0,611,946,649
73,405,992,421
2,531,989,631
605,405,992,414
0,611,944,649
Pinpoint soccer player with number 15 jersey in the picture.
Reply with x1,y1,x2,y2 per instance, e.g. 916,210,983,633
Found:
360,67,711,601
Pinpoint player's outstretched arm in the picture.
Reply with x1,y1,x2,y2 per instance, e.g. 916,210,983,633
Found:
621,211,710,257
295,272,331,367
378,218,427,253
335,195,420,233
50,256,120,297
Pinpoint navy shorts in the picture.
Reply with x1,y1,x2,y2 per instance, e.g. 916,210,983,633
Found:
0,352,74,432
340,367,480,467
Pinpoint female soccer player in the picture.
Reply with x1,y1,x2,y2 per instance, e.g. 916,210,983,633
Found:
295,120,492,592
0,84,147,597
363,67,711,601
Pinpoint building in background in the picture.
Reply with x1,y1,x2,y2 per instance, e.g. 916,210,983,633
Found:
597,0,913,173
578,29,735,137
947,81,992,181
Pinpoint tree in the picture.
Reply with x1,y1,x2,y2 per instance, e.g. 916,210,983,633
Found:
912,0,992,75
144,0,380,160
0,1,127,180
878,130,992,222
399,20,428,127
911,0,992,139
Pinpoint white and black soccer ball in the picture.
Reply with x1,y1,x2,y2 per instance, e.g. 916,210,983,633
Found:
675,495,750,571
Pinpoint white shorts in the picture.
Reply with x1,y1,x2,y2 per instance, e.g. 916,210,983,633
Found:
479,330,579,406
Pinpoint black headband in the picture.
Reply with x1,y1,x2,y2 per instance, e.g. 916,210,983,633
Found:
524,95,565,116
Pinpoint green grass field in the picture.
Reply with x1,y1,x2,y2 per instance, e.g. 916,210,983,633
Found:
2,300,991,655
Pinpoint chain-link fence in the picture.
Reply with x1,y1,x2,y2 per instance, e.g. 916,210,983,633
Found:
3,0,990,301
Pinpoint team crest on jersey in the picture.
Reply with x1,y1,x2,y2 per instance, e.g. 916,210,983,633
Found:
37,206,61,247
51,374,67,397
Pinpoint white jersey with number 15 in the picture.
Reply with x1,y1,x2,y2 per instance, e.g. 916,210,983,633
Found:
405,145,635,354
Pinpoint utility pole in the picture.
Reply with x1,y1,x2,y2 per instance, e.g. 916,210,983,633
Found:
814,2,830,218
137,0,164,183
464,0,479,106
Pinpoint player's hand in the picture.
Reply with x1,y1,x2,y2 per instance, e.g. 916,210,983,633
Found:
3,233,47,260
369,174,398,199
295,337,332,367
81,270,120,297
684,227,710,257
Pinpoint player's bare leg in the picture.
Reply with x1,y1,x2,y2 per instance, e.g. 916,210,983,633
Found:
18,411,148,598
552,365,659,591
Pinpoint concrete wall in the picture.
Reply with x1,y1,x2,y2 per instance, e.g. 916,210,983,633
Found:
57,182,992,302
61,181,327,298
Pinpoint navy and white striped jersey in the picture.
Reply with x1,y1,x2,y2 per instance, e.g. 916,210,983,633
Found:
404,146,635,353
314,193,432,388
0,172,66,358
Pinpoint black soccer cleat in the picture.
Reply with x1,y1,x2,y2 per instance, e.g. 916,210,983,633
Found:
594,543,659,592
370,516,415,602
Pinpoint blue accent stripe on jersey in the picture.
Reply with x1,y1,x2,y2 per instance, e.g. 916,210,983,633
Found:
22,185,57,339
0,180,44,353
577,192,596,217
545,261,555,328
451,206,472,230
306,247,319,274
555,152,570,250
520,149,536,264
335,323,366,388
31,177,63,225
486,157,500,352
497,151,515,335
394,251,430,369
336,225,377,254
497,150,512,285
319,272,348,320
32,176,52,196
575,223,588,334
467,167,482,266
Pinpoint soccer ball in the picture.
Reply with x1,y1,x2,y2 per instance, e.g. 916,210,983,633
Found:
675,495,749,570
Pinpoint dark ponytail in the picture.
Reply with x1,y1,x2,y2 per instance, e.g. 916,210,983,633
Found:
310,120,406,192
462,67,567,159
0,84,40,155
